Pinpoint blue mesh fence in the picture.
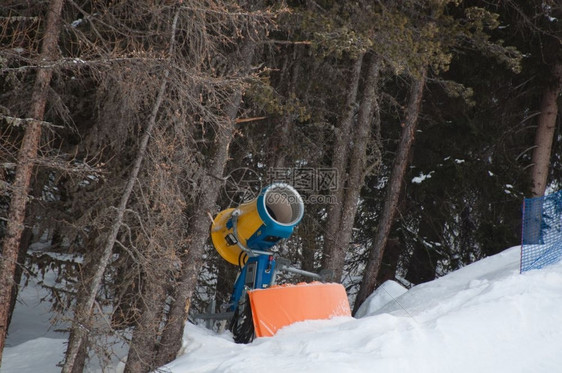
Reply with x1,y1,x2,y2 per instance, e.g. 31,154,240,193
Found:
521,190,562,272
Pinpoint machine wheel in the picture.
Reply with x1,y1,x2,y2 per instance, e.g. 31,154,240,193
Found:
230,294,255,344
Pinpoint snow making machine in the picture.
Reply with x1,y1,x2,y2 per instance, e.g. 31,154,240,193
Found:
204,183,351,343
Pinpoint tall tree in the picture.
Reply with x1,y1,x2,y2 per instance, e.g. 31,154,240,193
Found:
321,55,364,279
327,54,382,282
296,1,387,282
0,0,64,363
154,38,256,366
530,46,562,197
354,66,427,313
498,1,562,197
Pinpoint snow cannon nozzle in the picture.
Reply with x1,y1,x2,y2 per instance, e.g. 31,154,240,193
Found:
260,183,304,227
211,183,304,266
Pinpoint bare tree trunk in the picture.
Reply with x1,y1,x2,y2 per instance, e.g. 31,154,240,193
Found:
6,227,31,331
61,10,181,372
0,0,64,363
353,67,427,314
321,54,364,278
154,40,255,368
530,60,562,197
123,277,168,373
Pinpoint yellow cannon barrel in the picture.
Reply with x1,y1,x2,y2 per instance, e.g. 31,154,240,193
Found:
211,183,304,266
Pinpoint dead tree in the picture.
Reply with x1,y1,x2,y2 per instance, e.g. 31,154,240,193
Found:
154,38,256,368
61,7,181,372
0,0,64,363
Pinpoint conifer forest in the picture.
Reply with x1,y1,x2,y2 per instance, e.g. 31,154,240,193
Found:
0,0,561,371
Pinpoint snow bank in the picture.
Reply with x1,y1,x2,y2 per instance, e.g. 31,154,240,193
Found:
164,246,562,373
4,246,562,373
354,279,408,318
2,338,65,372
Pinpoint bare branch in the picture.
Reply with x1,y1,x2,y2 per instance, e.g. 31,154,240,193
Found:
0,114,63,129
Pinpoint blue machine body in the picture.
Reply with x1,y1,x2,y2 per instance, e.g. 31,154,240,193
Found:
229,254,276,311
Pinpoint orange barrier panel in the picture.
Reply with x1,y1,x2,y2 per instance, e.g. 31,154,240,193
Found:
248,282,351,338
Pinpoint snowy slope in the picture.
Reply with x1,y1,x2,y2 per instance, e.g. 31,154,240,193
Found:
3,245,562,373
163,246,562,373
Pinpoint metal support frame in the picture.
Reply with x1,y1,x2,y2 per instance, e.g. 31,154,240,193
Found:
193,209,331,327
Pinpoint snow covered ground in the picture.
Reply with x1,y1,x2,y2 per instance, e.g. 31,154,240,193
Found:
2,262,69,372
3,245,562,373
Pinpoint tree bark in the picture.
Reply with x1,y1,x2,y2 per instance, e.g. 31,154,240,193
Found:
123,276,168,373
321,54,364,278
353,66,427,314
0,0,64,363
6,227,31,331
530,60,562,197
61,9,180,372
154,40,255,368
